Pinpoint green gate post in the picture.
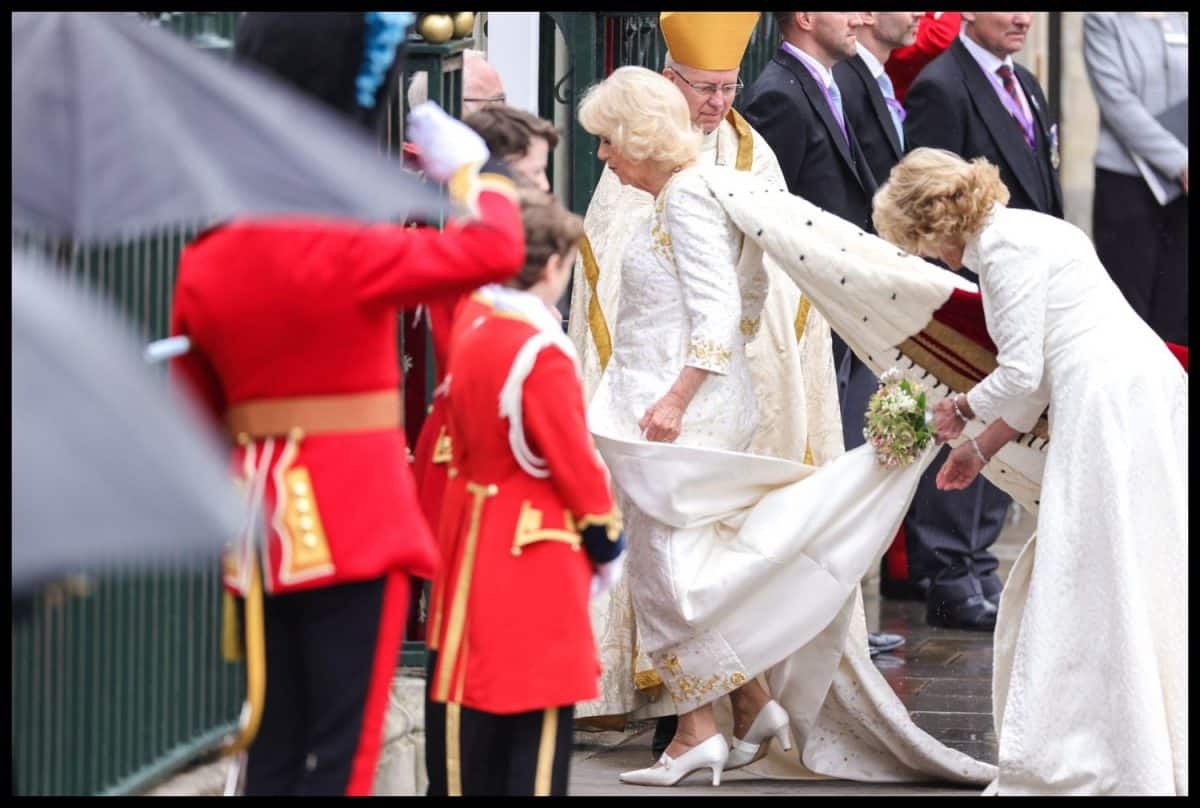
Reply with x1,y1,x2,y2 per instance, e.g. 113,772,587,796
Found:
545,13,601,217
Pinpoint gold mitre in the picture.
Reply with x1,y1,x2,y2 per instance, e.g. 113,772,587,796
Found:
659,12,761,71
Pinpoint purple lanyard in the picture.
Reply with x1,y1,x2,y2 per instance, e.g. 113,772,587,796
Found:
989,66,1035,148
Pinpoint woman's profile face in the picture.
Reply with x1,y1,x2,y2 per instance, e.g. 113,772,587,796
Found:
596,136,626,182
597,136,657,195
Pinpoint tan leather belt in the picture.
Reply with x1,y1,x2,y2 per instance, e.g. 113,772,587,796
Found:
226,390,402,440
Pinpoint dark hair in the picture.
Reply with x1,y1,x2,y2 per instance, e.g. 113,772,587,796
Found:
464,105,560,162
509,189,584,289
774,12,793,38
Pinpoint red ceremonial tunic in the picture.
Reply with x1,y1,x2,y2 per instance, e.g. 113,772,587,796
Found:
169,180,524,596
426,294,621,714
411,293,491,533
884,11,963,104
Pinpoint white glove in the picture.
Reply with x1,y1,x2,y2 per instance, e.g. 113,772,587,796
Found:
405,101,490,183
590,553,626,599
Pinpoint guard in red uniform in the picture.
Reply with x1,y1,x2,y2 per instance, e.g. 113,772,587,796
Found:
424,191,626,796
168,14,525,796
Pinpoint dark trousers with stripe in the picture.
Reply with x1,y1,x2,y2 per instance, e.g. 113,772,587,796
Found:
903,444,1008,601
425,670,574,796
243,572,409,796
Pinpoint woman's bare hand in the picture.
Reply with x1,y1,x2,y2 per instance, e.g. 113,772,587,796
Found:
639,392,687,443
935,442,984,490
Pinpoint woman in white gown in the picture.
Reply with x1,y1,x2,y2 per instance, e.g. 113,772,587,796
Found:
579,67,994,790
873,148,1188,795
578,65,784,786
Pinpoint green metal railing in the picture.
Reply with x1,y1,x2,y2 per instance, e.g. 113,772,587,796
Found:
11,226,245,797
12,13,469,794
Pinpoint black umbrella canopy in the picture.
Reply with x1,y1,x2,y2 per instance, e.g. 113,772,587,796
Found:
11,12,447,243
11,250,245,596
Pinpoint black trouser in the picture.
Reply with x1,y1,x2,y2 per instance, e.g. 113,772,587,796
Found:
427,686,574,796
1093,167,1189,346
903,444,1009,603
243,574,407,796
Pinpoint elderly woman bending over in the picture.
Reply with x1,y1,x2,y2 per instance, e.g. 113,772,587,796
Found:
873,148,1187,796
578,67,790,787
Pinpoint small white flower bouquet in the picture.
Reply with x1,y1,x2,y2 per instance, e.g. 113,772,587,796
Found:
863,368,935,468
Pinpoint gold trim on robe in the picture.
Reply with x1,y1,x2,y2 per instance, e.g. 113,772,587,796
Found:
578,236,613,372
512,501,581,556
434,481,496,703
575,505,624,542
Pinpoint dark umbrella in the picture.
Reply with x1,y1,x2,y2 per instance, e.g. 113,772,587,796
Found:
11,250,244,596
11,11,447,242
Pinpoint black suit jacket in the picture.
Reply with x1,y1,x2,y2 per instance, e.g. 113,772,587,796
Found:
739,46,878,234
834,54,904,188
904,38,1064,217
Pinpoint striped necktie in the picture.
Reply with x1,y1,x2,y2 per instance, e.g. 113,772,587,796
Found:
995,64,1035,149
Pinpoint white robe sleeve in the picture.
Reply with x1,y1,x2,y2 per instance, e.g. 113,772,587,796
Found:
659,173,743,376
965,224,1050,434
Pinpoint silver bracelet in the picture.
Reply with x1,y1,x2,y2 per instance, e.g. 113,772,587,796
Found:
951,394,970,423
968,436,988,465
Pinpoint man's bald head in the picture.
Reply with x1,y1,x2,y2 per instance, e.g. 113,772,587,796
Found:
407,49,507,115
463,49,506,113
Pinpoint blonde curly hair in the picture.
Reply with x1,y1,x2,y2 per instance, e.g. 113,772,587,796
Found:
577,66,702,170
872,148,1009,255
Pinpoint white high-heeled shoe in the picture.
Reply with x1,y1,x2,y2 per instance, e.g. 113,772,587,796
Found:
618,733,729,787
725,699,792,770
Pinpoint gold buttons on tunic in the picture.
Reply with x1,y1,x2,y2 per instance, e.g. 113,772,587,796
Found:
302,533,319,549
291,479,310,496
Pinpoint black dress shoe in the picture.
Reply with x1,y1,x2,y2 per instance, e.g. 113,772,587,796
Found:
879,575,931,602
926,593,997,631
650,714,677,760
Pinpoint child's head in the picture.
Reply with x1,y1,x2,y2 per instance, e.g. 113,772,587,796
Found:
509,189,584,305
464,105,559,192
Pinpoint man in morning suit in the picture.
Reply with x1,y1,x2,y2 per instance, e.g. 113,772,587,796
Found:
834,12,920,190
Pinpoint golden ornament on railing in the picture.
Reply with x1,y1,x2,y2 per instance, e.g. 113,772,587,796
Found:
452,12,475,38
417,13,454,43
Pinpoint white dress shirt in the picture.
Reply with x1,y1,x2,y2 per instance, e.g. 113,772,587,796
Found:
958,28,1034,123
